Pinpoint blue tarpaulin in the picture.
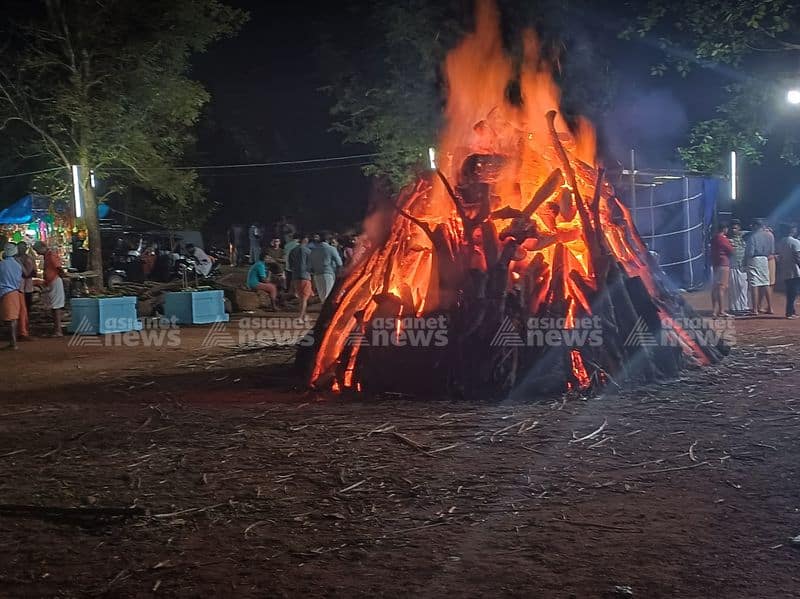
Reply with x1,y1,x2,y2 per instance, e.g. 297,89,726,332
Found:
0,194,33,224
0,193,53,224
617,175,719,290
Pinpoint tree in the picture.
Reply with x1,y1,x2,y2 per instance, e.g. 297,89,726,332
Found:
620,0,800,172
322,0,617,190
320,1,466,189
0,0,247,279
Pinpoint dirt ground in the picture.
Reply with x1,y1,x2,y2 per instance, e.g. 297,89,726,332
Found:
1,294,800,598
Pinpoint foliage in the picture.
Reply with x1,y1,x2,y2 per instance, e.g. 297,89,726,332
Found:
621,0,798,68
321,0,466,189
620,0,800,172
322,0,617,189
0,0,247,249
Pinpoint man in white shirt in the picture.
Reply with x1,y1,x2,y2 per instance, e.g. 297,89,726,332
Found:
776,223,800,319
310,234,343,303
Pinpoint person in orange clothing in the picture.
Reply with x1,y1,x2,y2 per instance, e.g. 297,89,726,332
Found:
710,222,734,317
33,241,65,337
16,283,30,340
0,243,23,349
15,241,35,340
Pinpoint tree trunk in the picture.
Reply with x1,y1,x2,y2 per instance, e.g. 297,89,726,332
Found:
81,170,104,290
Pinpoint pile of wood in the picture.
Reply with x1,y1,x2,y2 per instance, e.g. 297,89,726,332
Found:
300,110,726,399
105,280,187,317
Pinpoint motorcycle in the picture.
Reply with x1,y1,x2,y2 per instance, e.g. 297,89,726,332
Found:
106,249,146,288
175,253,221,284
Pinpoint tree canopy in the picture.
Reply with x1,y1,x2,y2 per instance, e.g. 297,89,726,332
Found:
322,0,616,190
621,0,800,172
0,0,246,273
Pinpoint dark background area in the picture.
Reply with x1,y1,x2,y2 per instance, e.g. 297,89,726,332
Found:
191,0,799,231
4,1,794,231
191,1,373,234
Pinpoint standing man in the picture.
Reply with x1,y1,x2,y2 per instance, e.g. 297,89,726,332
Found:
727,220,749,314
776,223,800,319
16,241,37,312
745,219,775,316
0,243,24,349
264,237,286,291
710,222,734,317
766,225,777,302
248,222,262,264
34,241,65,336
283,233,300,291
232,223,247,266
288,235,312,321
310,233,343,304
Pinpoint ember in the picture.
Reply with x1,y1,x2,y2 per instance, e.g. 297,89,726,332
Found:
301,0,725,397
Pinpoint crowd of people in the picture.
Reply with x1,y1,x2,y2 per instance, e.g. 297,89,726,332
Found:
0,240,66,349
8,214,800,350
240,222,357,321
710,218,800,318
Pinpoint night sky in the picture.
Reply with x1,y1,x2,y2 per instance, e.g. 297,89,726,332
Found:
191,1,371,234
190,0,800,233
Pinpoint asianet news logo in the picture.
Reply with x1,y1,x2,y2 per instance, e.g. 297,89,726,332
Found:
491,316,604,347
346,316,449,347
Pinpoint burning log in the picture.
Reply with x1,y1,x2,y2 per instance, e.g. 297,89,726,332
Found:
298,0,725,399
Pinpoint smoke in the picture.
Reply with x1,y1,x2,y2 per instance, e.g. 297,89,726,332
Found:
602,89,689,169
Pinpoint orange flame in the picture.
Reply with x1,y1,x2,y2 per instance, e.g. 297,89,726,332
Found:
310,0,707,392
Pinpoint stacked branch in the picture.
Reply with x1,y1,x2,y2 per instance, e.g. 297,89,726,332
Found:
300,112,726,399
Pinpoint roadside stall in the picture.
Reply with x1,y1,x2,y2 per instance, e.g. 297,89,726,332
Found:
1,193,142,336
0,193,80,270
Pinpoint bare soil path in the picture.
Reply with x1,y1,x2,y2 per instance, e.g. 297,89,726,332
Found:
1,296,799,598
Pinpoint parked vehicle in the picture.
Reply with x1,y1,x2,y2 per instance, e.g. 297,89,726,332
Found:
175,253,221,281
99,227,211,288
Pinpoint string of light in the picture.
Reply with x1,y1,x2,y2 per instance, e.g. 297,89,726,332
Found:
0,151,403,180
0,166,67,180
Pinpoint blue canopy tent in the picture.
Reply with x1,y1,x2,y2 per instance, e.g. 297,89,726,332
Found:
0,193,54,224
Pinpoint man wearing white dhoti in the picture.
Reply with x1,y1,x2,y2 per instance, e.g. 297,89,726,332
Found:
727,220,749,314
745,219,774,316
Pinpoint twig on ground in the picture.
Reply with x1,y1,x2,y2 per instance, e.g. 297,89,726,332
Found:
367,422,395,436
428,442,463,454
384,520,450,536
151,503,227,519
640,461,710,475
553,515,642,533
0,449,26,459
391,431,435,456
570,419,608,443
688,440,698,462
588,436,614,449
338,479,366,494
491,420,530,441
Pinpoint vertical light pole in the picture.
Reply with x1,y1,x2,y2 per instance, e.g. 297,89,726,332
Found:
71,164,83,218
730,150,737,201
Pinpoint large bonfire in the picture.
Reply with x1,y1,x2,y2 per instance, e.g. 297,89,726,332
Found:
300,0,724,398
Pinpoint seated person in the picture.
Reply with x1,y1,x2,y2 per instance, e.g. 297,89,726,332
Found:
185,243,213,277
247,255,278,309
